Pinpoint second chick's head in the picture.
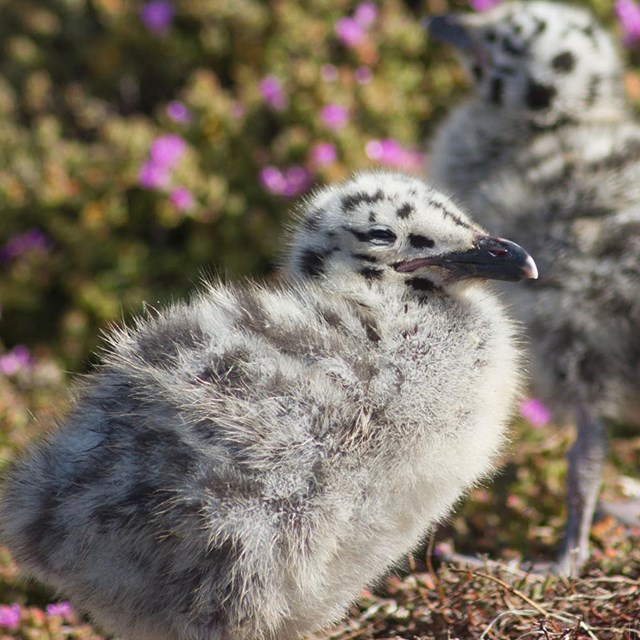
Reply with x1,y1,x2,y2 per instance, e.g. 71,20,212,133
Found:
429,1,624,125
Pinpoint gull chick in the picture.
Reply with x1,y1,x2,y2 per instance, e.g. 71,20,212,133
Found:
0,171,536,639
428,1,640,575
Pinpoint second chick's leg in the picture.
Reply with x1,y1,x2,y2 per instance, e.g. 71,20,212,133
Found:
556,405,607,577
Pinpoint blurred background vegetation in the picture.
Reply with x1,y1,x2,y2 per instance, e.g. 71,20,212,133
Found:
0,0,639,636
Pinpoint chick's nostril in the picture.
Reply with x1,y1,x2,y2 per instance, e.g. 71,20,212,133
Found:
489,247,508,257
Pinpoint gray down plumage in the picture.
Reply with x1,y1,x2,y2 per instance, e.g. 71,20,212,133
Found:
0,171,535,640
428,1,640,575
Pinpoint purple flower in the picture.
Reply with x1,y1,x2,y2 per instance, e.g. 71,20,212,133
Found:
260,166,287,195
0,604,21,629
1,229,50,263
0,346,32,376
46,602,73,618
519,398,552,428
149,134,187,169
321,64,338,82
138,160,170,189
310,142,337,167
365,138,424,172
469,0,501,11
170,187,194,211
321,104,349,130
259,166,312,197
140,1,174,34
335,17,366,47
354,2,378,27
616,0,640,45
259,75,288,111
355,66,373,85
282,166,312,196
166,101,191,123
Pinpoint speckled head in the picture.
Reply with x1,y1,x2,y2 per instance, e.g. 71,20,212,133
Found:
286,170,537,296
429,1,624,124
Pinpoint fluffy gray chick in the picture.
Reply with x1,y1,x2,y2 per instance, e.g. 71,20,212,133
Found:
0,171,536,640
428,1,640,575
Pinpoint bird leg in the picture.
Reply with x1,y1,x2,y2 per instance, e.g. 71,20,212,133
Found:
555,405,607,577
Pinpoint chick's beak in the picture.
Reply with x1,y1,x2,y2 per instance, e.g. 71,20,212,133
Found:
427,14,474,52
395,236,539,283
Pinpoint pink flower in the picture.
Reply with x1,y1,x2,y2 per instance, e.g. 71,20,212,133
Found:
365,138,425,172
519,398,552,428
140,1,174,34
138,160,170,189
469,0,501,11
166,101,191,123
170,187,194,211
321,64,338,82
1,229,50,262
0,346,32,376
282,166,312,196
310,142,337,167
259,75,288,111
321,104,349,130
355,66,373,85
616,0,640,45
259,166,312,197
0,604,21,629
335,17,366,47
354,2,378,27
46,602,73,618
149,134,187,168
260,166,287,195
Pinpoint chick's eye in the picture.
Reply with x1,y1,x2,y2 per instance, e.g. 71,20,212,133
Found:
367,226,397,245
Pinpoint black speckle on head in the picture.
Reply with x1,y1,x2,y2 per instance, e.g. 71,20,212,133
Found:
484,29,497,43
359,267,383,281
429,199,474,230
408,234,435,249
551,51,576,73
352,253,378,263
368,210,376,223
341,189,384,213
586,75,600,106
490,77,504,105
396,203,415,219
531,18,547,38
472,64,483,81
502,37,524,56
581,22,599,45
299,248,327,277
526,80,556,110
406,277,441,294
